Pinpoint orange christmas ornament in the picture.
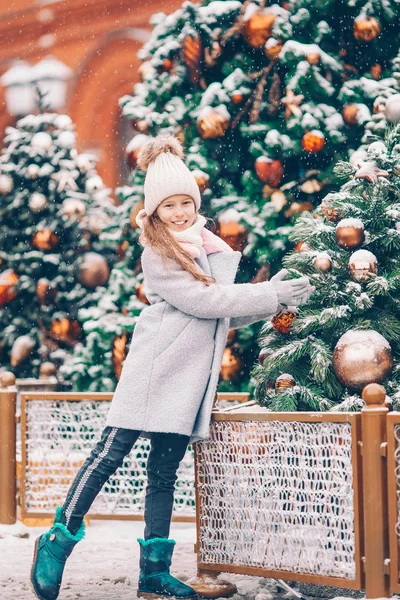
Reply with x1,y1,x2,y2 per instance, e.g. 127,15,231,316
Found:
231,90,245,104
197,106,230,139
342,104,360,126
220,348,242,381
117,240,129,260
218,209,247,251
306,53,320,65
242,7,276,49
51,318,81,344
112,332,128,380
265,38,283,60
255,157,284,186
302,130,325,153
192,169,210,192
0,269,18,307
36,278,57,306
353,15,380,42
32,229,60,251
371,64,382,80
181,31,203,86
272,309,297,334
275,373,296,393
335,218,365,250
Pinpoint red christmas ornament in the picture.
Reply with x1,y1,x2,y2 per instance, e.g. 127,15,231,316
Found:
0,269,18,307
272,309,297,334
255,157,284,186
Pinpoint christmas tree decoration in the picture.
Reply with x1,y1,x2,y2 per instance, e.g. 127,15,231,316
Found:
31,132,52,152
112,332,128,379
0,174,14,195
193,169,210,192
51,318,81,344
36,278,57,306
0,269,18,307
306,53,320,65
136,283,149,304
126,134,149,170
196,106,230,139
284,201,314,218
62,197,86,220
78,252,110,289
353,15,381,42
275,373,296,393
301,179,323,194
342,104,361,126
301,130,325,154
217,208,247,251
231,90,246,104
29,192,48,213
281,90,304,120
51,169,79,192
220,347,242,381
270,190,287,211
255,157,284,186
321,197,340,222
385,94,400,124
265,38,283,60
117,240,129,260
258,347,270,366
76,153,97,173
27,164,41,179
39,361,57,379
10,335,35,367
313,252,332,272
242,5,275,49
335,218,365,249
32,229,60,251
130,201,145,229
371,64,382,80
271,309,297,334
349,249,378,282
333,330,392,390
57,130,76,149
294,241,312,252
355,161,389,182
181,30,203,86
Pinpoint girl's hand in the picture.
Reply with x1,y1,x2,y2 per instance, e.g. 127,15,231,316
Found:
270,269,315,307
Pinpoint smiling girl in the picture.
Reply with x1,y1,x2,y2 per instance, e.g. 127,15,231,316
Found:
31,136,312,600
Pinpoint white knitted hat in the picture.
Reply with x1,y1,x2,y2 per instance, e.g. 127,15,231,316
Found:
136,135,201,221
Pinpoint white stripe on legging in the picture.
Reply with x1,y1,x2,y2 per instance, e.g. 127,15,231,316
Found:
64,427,118,526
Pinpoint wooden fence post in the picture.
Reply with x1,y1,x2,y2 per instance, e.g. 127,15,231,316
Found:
0,372,17,524
361,383,390,599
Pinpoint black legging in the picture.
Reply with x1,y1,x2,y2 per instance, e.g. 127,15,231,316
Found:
60,426,190,538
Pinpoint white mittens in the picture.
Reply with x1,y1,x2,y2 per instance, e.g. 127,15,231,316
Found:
270,269,315,307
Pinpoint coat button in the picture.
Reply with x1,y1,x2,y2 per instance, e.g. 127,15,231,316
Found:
49,533,56,541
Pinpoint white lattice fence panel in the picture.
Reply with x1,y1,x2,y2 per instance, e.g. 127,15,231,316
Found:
23,400,195,517
393,425,400,558
196,420,356,579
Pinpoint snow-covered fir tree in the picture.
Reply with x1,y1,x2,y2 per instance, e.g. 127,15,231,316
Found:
253,124,400,411
63,0,400,392
0,101,115,378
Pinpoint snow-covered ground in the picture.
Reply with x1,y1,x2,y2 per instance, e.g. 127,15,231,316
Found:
0,519,366,600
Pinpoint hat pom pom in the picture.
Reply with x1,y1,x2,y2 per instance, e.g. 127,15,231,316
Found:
137,135,184,171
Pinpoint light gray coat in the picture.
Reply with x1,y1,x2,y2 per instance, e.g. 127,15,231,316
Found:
106,246,279,442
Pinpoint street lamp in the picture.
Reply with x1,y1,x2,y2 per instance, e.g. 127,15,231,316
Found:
0,60,36,116
31,56,72,111
1,56,72,116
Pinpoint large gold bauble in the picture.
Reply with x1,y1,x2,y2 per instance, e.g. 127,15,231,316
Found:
242,9,276,49
197,106,230,139
32,229,60,251
335,218,365,249
51,318,81,343
78,252,110,289
275,373,296,393
349,249,378,282
342,104,360,126
333,330,393,390
353,15,380,42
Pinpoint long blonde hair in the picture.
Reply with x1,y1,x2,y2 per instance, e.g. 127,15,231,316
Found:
140,213,216,286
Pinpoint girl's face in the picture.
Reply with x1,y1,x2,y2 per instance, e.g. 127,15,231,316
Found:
156,194,196,232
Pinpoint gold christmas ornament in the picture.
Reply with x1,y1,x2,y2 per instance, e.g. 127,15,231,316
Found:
62,198,86,220
112,332,128,380
301,179,322,194
197,106,230,139
218,208,247,251
126,134,149,170
272,309,297,334
181,31,203,86
78,252,110,289
242,7,276,49
220,347,242,381
32,229,60,251
130,200,145,229
284,201,313,218
321,197,340,222
258,347,271,366
333,330,392,390
265,38,283,60
335,218,365,249
231,90,245,104
255,157,284,186
51,318,81,343
306,53,320,65
0,269,18,307
353,15,381,42
11,335,35,367
36,278,57,306
302,130,325,153
275,373,296,393
192,169,210,192
313,252,332,272
349,249,378,282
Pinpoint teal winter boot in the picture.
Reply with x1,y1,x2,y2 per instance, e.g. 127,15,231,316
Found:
31,507,85,600
137,537,198,599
